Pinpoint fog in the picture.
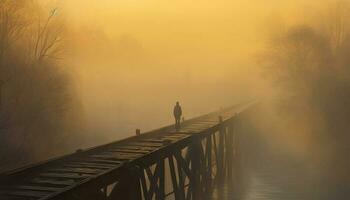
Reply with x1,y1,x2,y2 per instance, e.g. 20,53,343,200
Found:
57,1,350,196
54,0,349,148
57,0,331,142
58,0,277,144
1,1,350,190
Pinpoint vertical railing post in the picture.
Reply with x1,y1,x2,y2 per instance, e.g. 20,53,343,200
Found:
136,129,141,136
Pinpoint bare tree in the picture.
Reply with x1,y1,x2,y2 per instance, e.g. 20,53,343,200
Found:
0,0,78,169
263,24,332,96
327,1,350,51
32,8,63,62
0,1,63,114
0,2,24,116
0,1,27,62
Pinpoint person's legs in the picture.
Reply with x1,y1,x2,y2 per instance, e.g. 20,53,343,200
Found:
175,118,180,130
175,118,178,129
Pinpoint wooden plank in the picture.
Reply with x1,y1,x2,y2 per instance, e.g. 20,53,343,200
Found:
189,119,218,122
0,195,28,200
130,142,164,148
30,178,74,187
163,133,189,137
116,145,156,150
187,122,217,125
160,136,188,141
179,129,202,133
182,124,213,128
108,149,150,154
10,185,61,192
80,159,123,165
161,135,186,138
39,173,89,180
64,163,114,169
159,138,182,143
138,139,167,143
0,190,50,198
139,140,173,146
182,126,213,131
182,125,212,130
89,155,139,161
48,167,101,175
97,152,144,157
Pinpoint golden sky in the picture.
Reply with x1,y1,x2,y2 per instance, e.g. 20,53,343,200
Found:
57,0,333,62
37,0,341,142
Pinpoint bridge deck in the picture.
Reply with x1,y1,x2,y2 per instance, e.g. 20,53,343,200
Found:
0,103,252,200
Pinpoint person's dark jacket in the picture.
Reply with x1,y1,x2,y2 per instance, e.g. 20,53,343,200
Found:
174,105,182,118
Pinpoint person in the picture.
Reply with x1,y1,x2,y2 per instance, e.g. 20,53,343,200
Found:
173,102,182,130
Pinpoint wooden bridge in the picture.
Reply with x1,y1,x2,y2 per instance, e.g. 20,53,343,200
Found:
0,102,255,200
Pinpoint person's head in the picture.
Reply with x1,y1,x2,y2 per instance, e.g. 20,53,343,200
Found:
176,101,179,105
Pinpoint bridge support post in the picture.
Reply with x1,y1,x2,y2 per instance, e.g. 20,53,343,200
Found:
205,134,213,191
218,116,225,179
191,137,202,200
156,159,165,200
227,118,235,181
108,166,142,200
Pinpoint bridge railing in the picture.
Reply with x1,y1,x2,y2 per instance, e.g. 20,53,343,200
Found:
90,116,239,200
0,103,255,200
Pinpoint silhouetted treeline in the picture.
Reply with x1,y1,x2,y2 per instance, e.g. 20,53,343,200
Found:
0,0,82,171
262,1,350,186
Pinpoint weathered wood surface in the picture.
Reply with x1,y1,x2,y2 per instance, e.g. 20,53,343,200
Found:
0,102,255,200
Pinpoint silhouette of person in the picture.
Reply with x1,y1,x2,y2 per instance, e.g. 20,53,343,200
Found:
173,102,182,130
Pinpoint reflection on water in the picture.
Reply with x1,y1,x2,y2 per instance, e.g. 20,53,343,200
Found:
210,103,350,200
210,138,333,200
210,150,322,200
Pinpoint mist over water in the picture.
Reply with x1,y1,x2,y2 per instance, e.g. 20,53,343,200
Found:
1,2,350,198
60,0,271,144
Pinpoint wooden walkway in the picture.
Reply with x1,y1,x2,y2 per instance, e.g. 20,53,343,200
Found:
0,103,254,200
